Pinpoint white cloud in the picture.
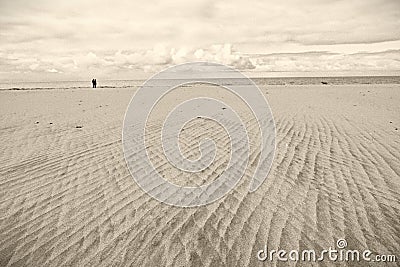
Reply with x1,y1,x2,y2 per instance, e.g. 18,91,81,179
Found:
0,0,399,80
1,45,400,81
46,68,59,73
251,50,400,73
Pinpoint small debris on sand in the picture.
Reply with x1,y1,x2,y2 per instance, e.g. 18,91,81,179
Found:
321,81,328,85
75,125,83,129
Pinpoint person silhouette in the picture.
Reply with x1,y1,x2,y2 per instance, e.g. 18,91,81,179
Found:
94,79,97,88
92,79,95,88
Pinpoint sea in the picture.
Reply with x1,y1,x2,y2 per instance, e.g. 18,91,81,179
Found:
0,76,399,91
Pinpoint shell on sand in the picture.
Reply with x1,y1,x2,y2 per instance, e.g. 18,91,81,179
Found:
0,84,399,266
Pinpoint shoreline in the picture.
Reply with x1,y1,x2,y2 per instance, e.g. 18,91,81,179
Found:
1,83,400,91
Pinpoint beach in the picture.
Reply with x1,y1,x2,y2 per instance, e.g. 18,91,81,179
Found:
0,84,399,266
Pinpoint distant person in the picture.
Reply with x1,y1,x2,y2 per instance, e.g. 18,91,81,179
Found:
92,78,97,88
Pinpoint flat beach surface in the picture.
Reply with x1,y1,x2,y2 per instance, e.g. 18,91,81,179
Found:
0,84,399,266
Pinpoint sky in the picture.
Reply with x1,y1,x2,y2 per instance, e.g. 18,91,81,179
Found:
0,0,399,81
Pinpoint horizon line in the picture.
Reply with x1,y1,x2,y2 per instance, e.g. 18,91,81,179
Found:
1,74,400,83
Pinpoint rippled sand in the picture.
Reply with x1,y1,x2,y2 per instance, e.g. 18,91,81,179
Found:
0,84,399,266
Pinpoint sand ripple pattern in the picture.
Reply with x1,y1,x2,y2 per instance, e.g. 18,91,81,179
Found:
0,85,399,266
123,62,275,207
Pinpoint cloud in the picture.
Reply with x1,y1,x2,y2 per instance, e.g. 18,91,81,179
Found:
46,68,59,73
2,45,399,81
101,44,254,72
0,43,255,80
1,0,399,49
0,0,399,80
251,50,400,72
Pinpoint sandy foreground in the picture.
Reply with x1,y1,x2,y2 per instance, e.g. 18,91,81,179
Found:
0,84,399,267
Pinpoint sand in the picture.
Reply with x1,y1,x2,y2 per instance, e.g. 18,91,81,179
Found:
0,84,399,266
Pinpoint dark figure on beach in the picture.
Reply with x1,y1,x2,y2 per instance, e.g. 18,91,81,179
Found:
92,78,97,88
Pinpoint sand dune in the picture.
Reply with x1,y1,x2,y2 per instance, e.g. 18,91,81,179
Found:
0,85,399,266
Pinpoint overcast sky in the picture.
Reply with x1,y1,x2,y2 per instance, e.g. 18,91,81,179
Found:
0,0,399,81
